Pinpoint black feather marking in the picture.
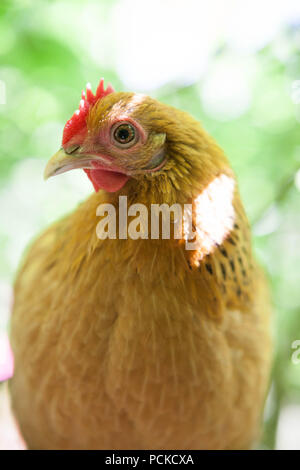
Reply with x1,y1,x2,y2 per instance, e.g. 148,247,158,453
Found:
205,263,213,275
227,236,236,246
220,263,226,280
220,246,228,258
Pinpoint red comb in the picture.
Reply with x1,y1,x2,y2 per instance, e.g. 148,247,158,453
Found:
62,78,115,146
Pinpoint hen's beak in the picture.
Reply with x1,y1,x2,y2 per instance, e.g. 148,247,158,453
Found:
44,148,94,180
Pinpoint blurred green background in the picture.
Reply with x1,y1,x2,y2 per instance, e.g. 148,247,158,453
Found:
0,0,300,449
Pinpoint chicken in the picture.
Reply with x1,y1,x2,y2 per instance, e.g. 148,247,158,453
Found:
9,79,272,450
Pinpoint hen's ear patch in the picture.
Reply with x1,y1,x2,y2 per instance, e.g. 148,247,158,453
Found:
62,78,115,146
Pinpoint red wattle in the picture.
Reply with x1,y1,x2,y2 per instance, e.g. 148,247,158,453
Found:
84,169,129,193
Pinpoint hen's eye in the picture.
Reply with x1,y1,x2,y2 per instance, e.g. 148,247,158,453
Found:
112,123,137,148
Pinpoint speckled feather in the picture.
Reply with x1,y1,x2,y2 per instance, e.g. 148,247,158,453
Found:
10,92,272,449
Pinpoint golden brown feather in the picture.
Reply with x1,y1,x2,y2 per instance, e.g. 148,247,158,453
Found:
9,91,272,449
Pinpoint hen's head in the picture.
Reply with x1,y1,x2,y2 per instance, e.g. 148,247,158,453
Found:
45,79,229,199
